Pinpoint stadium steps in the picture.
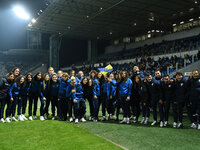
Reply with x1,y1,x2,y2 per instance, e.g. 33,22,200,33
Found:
169,60,200,78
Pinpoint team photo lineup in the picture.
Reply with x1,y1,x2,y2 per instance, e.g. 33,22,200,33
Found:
2,0,200,149
0,66,200,129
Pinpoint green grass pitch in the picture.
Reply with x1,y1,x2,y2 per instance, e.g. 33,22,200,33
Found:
0,101,199,150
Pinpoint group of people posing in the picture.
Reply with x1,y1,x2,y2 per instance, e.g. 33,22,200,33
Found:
0,66,200,130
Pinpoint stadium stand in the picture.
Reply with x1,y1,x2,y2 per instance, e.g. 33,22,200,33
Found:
0,49,49,79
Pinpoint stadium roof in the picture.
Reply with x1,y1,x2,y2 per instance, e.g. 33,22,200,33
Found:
28,0,200,39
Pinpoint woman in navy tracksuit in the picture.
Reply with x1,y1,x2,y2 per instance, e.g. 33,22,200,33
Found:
83,78,94,121
97,72,107,121
50,74,60,120
72,77,87,123
30,72,43,120
119,71,132,124
66,77,75,122
9,75,25,121
41,73,50,120
107,73,117,119
130,75,141,123
89,70,100,122
21,73,33,121
58,73,69,121
0,72,14,123
115,72,121,121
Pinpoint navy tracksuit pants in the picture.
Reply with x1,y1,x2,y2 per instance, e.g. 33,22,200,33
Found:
74,98,86,119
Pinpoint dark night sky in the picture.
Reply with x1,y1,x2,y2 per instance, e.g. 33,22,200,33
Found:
0,0,48,51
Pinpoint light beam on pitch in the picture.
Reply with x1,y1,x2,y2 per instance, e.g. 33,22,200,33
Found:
13,6,30,20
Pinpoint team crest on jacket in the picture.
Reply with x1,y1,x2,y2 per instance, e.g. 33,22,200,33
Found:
180,83,183,86
168,85,171,88
151,83,154,86
199,79,200,82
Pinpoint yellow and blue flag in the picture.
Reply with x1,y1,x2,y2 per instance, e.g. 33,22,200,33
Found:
98,64,113,76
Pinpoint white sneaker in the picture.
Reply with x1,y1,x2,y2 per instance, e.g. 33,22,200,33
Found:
198,124,200,130
126,118,130,124
102,116,106,121
120,118,127,124
164,121,169,127
89,116,92,121
160,121,164,127
12,117,18,122
40,116,45,121
80,117,86,122
29,116,33,121
44,115,48,120
22,114,28,121
52,117,55,120
0,118,5,123
144,118,149,125
110,115,116,120
133,116,137,123
190,123,197,129
177,123,183,128
5,117,10,123
140,117,145,124
151,120,157,126
18,115,24,121
75,118,78,124
93,118,98,122
33,116,37,120
69,117,73,122
173,122,177,128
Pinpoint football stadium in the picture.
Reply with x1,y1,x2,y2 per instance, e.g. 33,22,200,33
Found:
0,0,200,150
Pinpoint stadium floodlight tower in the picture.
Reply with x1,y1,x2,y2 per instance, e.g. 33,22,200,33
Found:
13,5,30,20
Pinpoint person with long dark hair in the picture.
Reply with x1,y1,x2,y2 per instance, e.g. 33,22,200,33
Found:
97,72,107,121
12,67,20,80
131,75,141,123
83,78,94,121
30,72,43,120
115,72,121,121
21,73,33,121
0,73,14,123
41,73,50,120
119,71,132,124
9,75,25,121
90,70,100,122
